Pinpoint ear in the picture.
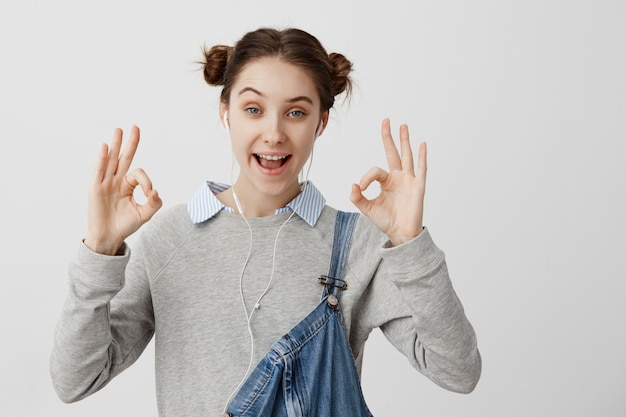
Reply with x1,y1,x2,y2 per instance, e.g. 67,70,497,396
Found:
316,110,330,138
219,102,229,131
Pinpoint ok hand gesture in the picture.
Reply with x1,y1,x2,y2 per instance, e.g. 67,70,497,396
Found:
84,126,162,255
350,118,427,247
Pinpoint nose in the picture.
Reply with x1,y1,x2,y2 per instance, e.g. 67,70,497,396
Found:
262,117,285,146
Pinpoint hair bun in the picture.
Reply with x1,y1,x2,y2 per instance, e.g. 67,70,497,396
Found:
329,52,353,97
201,45,233,86
200,28,353,110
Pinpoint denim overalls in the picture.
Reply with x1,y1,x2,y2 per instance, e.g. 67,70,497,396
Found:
224,211,374,417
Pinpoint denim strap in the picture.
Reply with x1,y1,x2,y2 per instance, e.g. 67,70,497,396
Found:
319,211,359,302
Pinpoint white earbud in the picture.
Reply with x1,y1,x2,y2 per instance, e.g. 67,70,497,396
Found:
223,111,230,132
315,120,324,137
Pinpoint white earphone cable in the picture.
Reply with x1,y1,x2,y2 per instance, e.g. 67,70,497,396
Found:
223,124,317,413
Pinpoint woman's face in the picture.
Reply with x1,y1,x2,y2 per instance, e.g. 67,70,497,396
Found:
221,57,328,203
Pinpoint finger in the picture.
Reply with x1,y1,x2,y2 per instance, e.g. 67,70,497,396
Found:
122,168,153,197
349,183,372,215
381,118,402,171
137,189,163,224
399,124,415,174
359,166,390,190
104,128,124,178
91,142,109,184
416,142,427,185
116,125,140,177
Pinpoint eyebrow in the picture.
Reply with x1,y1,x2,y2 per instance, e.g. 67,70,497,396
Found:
238,87,314,105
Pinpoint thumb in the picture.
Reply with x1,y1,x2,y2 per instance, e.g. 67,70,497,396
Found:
137,189,163,224
349,183,371,215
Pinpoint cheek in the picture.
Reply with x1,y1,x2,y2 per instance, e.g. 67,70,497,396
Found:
228,135,249,163
296,132,316,153
286,125,316,146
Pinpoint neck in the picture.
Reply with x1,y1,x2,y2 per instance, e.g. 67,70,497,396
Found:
226,179,302,217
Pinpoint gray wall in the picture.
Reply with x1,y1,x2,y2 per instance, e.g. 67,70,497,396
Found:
1,0,624,415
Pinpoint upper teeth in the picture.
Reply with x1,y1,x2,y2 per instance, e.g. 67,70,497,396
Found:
258,154,287,161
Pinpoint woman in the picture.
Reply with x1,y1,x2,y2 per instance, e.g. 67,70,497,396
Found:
51,27,481,416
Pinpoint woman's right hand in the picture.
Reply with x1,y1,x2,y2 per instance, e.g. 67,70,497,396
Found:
84,126,162,255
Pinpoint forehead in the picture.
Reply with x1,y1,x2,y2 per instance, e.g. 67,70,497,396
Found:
231,58,319,104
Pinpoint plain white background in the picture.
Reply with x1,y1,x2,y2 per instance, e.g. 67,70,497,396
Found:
1,0,624,415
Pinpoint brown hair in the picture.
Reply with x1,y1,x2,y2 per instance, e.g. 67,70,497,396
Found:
201,28,353,111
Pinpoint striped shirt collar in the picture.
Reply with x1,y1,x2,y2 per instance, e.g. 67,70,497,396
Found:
187,181,326,227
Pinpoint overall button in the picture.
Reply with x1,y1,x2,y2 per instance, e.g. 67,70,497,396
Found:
327,294,338,307
223,413,232,417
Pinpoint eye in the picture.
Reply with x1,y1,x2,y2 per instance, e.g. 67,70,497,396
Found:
288,110,305,118
245,107,261,115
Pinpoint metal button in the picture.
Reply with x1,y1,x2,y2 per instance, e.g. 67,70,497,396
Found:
223,413,232,417
327,294,339,307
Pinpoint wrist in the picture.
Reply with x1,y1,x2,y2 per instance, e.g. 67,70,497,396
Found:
83,236,124,256
388,227,423,247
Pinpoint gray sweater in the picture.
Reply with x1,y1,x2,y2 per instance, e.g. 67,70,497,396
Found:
50,204,481,416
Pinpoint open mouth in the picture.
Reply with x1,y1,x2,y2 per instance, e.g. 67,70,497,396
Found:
254,154,291,170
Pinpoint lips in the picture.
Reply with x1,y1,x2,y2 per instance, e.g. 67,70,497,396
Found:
254,154,291,170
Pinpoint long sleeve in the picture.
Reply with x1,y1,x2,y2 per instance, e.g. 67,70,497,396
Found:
49,241,155,403
347,223,481,394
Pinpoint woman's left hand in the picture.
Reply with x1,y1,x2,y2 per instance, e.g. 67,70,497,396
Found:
350,118,427,246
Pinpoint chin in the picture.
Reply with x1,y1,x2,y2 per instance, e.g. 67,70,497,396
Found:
253,178,301,198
